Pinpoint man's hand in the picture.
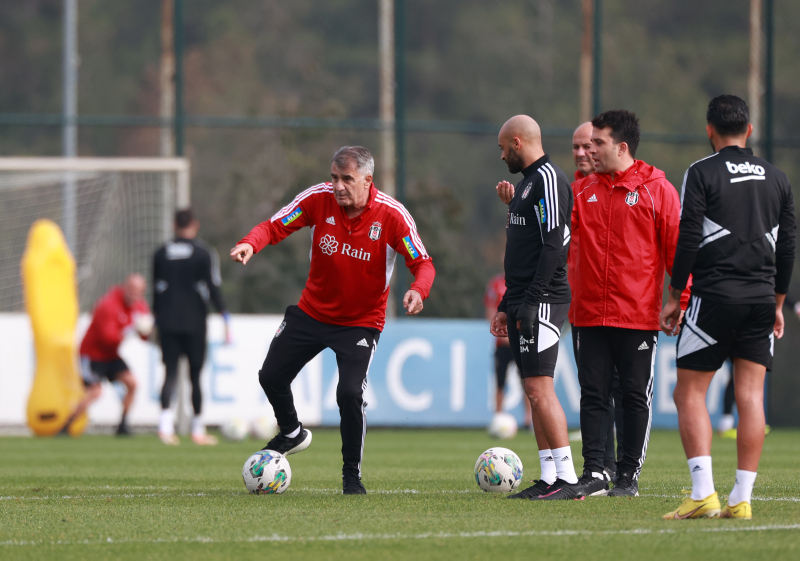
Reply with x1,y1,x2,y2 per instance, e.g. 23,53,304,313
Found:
230,243,254,265
490,312,508,338
659,290,682,336
496,181,515,205
403,290,423,315
516,301,538,340
775,306,785,339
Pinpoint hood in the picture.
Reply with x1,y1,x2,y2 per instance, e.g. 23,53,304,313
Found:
597,160,666,191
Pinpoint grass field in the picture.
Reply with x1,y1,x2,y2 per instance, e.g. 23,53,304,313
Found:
1,428,798,560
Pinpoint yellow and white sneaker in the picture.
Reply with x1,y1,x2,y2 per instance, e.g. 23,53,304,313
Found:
662,492,721,520
719,428,737,439
720,500,752,519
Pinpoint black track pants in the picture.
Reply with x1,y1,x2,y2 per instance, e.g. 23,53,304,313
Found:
573,326,622,471
576,326,657,479
160,331,207,414
259,306,379,477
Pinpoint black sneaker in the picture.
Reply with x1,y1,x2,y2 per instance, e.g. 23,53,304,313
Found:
343,475,367,495
578,470,609,496
507,479,551,499
262,424,312,456
603,465,617,484
535,478,586,501
608,470,639,497
115,423,133,437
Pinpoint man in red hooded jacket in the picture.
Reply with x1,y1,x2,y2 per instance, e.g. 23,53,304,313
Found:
571,110,687,496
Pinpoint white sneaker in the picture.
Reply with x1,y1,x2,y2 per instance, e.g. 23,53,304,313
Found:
159,432,180,446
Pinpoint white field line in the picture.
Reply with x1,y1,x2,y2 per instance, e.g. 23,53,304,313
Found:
1,489,799,501
1,524,799,547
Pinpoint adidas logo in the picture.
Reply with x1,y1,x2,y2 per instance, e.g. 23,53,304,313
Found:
638,341,649,351
560,455,570,462
545,456,554,462
326,216,336,225
692,465,703,472
587,194,598,202
357,338,369,347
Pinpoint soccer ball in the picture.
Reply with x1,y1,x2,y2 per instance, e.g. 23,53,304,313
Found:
221,417,250,441
242,450,292,495
474,447,524,493
251,415,278,441
488,412,518,439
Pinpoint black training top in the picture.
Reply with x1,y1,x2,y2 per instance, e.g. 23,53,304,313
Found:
499,154,573,312
671,145,796,304
152,237,227,333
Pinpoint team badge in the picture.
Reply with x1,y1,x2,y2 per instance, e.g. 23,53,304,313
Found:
625,192,639,207
274,320,286,338
369,221,382,241
521,182,533,199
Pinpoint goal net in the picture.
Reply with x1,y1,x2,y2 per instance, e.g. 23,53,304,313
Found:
0,158,189,312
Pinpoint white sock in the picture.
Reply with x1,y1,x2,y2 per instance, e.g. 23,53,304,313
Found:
159,409,174,435
688,456,715,500
285,425,301,438
551,446,579,484
728,469,757,505
538,449,556,484
718,414,735,433
191,415,206,436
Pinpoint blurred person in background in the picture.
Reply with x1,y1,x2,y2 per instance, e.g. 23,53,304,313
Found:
485,272,532,429
571,110,689,498
153,208,230,446
491,115,580,500
231,146,435,495
61,273,152,436
661,95,795,520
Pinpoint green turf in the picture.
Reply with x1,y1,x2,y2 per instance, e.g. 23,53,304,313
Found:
1,428,798,560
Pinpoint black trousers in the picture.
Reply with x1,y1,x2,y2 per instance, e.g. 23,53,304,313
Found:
259,306,379,477
160,331,207,414
573,326,624,471
576,326,657,479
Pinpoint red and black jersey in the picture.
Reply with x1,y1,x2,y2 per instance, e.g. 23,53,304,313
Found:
79,286,150,362
239,183,435,331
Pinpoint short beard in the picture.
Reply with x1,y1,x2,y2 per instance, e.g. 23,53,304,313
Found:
505,147,525,174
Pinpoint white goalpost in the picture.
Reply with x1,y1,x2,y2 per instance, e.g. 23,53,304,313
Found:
0,157,190,313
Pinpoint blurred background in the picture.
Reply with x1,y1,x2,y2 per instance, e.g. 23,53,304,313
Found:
1,0,799,426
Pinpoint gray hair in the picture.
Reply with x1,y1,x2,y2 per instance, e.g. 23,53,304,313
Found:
332,146,374,176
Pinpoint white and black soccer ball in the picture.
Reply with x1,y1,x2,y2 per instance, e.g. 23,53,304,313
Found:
242,450,292,495
488,412,518,439
221,417,250,441
474,447,524,493
251,415,278,441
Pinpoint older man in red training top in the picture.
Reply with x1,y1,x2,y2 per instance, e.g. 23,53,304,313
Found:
231,146,435,495
571,110,688,497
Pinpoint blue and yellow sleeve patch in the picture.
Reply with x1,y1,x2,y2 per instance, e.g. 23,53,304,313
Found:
402,236,420,259
281,207,303,226
538,199,547,224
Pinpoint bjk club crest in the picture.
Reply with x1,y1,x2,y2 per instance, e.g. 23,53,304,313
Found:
521,182,533,199
625,191,639,207
369,221,382,241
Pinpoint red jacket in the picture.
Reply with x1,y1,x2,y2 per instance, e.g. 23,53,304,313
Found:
240,183,435,331
569,160,687,330
80,286,150,361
